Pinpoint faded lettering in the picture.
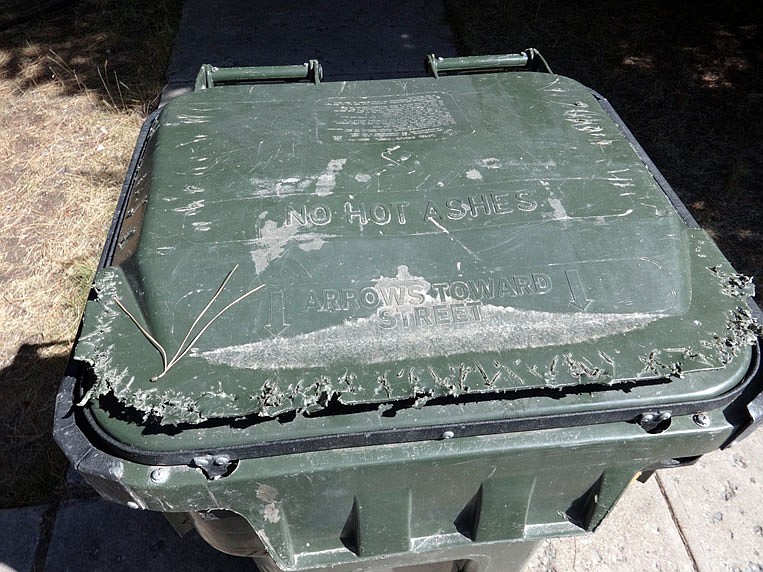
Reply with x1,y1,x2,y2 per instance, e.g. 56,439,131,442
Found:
318,93,459,142
345,201,409,227
285,204,333,226
424,192,538,223
305,273,552,312
430,274,552,302
378,301,482,330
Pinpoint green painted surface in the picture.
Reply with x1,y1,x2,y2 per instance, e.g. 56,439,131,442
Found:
73,67,758,446
96,413,732,571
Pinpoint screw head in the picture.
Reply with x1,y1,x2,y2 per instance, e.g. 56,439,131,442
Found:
441,430,455,440
150,468,169,483
693,413,711,427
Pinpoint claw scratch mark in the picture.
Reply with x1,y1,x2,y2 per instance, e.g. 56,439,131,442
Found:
427,217,482,261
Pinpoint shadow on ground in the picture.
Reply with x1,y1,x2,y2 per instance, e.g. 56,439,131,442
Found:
0,343,69,507
446,0,763,301
0,0,184,508
0,0,183,112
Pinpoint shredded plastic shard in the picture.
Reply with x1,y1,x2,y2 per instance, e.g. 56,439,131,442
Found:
55,53,762,572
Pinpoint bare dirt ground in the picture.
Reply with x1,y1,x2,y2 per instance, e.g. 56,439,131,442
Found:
0,0,759,508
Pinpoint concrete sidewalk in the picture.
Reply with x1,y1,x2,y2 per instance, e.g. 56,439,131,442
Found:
528,430,763,572
2,1,761,571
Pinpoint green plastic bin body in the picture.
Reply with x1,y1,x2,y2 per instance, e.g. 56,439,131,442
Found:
54,54,762,572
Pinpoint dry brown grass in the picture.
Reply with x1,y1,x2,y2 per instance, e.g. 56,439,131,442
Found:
0,0,182,507
0,84,140,348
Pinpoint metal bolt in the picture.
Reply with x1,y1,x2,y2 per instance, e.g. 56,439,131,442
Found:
441,430,455,440
693,412,711,427
641,413,655,423
150,468,169,484
213,455,230,467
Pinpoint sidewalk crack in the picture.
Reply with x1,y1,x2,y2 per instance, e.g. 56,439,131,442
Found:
32,502,59,572
656,472,701,572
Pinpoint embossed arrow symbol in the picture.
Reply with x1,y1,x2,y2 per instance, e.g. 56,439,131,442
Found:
565,269,592,312
265,290,291,336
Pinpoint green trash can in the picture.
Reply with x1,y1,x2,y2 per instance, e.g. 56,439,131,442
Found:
55,51,763,572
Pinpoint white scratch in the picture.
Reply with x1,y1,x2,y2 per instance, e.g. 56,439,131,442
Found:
426,217,481,261
315,158,347,196
479,158,502,170
173,199,205,215
191,221,212,232
547,198,569,220
381,145,402,165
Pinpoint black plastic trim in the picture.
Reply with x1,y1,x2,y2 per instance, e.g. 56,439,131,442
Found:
98,110,160,270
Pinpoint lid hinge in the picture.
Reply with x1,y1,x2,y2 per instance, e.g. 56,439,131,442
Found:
427,49,552,78
191,454,238,480
637,410,672,434
194,60,323,90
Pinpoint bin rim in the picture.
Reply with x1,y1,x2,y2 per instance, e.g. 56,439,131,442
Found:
59,65,763,466
58,338,761,467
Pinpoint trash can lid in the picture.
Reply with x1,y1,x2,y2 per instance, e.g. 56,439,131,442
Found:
73,60,759,457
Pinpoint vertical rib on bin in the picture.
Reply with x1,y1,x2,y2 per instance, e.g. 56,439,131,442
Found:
455,476,536,542
342,489,413,557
